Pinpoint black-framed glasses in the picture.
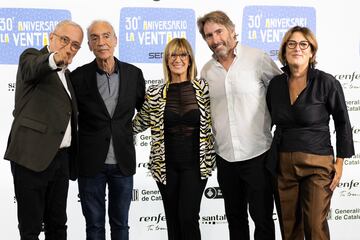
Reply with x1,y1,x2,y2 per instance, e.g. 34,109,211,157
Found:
169,52,189,61
287,40,310,50
52,32,81,51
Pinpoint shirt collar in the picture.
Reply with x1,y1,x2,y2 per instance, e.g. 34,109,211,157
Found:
281,64,317,82
95,59,119,75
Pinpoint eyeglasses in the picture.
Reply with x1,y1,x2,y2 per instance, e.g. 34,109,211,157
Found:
52,32,81,51
169,52,189,61
286,40,310,50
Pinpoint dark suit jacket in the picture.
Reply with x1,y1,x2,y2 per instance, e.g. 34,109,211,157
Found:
70,58,145,177
4,46,79,180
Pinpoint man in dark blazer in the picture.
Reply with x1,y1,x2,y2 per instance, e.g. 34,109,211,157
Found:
70,20,145,240
4,20,83,240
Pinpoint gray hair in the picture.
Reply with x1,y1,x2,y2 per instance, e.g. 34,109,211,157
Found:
87,20,116,39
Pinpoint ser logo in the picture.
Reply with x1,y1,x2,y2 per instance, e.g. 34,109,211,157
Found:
204,187,223,199
149,52,164,59
269,49,279,57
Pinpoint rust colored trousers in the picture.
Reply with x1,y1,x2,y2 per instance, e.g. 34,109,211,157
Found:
275,152,334,240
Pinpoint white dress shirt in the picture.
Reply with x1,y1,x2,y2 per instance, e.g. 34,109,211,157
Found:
48,51,72,148
201,43,282,162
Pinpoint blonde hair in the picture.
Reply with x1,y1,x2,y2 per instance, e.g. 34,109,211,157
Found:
162,38,197,83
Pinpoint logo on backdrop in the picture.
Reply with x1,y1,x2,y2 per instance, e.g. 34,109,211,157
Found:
204,187,223,199
241,6,316,60
145,78,164,86
136,133,151,147
139,189,162,202
344,154,360,166
0,8,71,64
137,162,149,169
139,213,167,231
334,71,360,90
8,82,16,91
345,99,360,112
328,208,360,221
201,214,227,225
351,125,360,143
119,7,195,63
136,162,151,177
132,189,139,201
337,179,360,198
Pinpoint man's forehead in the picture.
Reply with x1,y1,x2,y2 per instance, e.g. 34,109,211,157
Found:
205,21,225,28
58,24,78,32
90,31,112,36
204,22,226,32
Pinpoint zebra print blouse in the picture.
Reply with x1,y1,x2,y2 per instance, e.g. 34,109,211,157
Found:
133,78,216,184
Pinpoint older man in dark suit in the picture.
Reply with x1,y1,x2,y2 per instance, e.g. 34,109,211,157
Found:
4,20,83,240
70,20,145,240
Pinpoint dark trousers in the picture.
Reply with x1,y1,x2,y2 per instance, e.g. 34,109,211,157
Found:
157,161,207,240
78,164,133,240
276,152,334,240
216,152,275,240
11,148,70,240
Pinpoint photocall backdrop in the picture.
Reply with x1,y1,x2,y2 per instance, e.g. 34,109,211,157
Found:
0,0,359,239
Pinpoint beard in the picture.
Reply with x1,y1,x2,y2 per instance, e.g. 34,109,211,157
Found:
211,42,230,58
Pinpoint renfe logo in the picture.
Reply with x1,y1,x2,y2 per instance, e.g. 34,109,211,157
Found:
0,8,71,64
119,7,195,63
338,180,359,190
241,6,316,60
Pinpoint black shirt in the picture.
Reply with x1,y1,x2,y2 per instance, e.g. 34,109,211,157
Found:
164,80,200,163
266,66,354,158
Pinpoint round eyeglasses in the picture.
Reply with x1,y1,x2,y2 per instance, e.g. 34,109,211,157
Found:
169,53,189,61
53,32,81,51
286,40,310,50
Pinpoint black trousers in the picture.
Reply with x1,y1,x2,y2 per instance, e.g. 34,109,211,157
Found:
157,161,207,240
11,148,70,240
216,152,275,240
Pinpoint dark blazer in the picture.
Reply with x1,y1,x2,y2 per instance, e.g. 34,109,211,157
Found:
4,46,79,180
70,58,145,177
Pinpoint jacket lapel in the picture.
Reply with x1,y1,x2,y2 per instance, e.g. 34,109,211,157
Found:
65,70,78,112
159,83,168,114
113,60,128,115
42,46,68,94
88,60,111,118
192,80,202,110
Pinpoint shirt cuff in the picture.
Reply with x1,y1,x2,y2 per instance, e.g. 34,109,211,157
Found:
48,52,58,70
